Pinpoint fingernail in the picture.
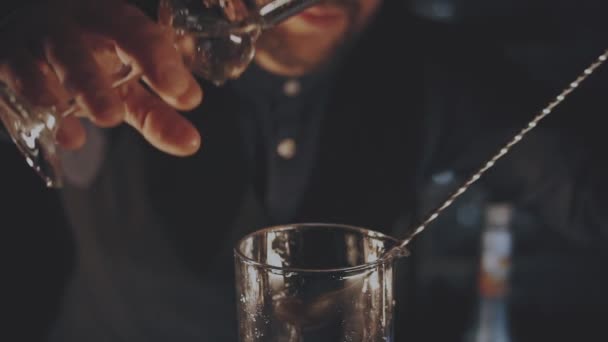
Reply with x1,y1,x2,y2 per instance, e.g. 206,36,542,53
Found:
178,126,201,155
189,133,201,150
181,127,201,152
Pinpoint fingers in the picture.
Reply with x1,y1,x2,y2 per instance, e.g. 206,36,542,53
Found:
0,49,87,149
1,1,206,158
0,50,86,150
121,83,201,156
42,22,124,127
0,52,53,107
0,49,74,113
84,3,203,111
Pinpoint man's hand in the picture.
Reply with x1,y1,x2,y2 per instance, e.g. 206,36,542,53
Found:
0,0,203,155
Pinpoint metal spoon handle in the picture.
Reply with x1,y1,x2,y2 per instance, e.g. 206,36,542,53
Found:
258,0,322,28
394,49,608,253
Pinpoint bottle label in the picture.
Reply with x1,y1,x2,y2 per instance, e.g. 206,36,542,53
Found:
479,230,512,297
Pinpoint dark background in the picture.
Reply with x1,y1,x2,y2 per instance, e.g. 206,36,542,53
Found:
2,0,608,341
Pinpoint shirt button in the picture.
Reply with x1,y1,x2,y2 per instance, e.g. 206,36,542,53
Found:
283,79,301,97
277,138,297,160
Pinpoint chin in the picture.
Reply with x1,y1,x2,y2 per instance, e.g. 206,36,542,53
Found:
254,8,353,77
280,9,349,35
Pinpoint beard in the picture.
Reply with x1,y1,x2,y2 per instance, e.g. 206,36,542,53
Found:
254,0,362,73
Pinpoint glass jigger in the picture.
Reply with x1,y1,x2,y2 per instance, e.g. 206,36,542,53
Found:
0,0,319,188
234,223,408,342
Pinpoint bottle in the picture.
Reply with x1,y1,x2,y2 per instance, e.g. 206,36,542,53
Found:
465,202,513,342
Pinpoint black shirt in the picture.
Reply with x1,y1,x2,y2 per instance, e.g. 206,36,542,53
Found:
229,61,336,223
